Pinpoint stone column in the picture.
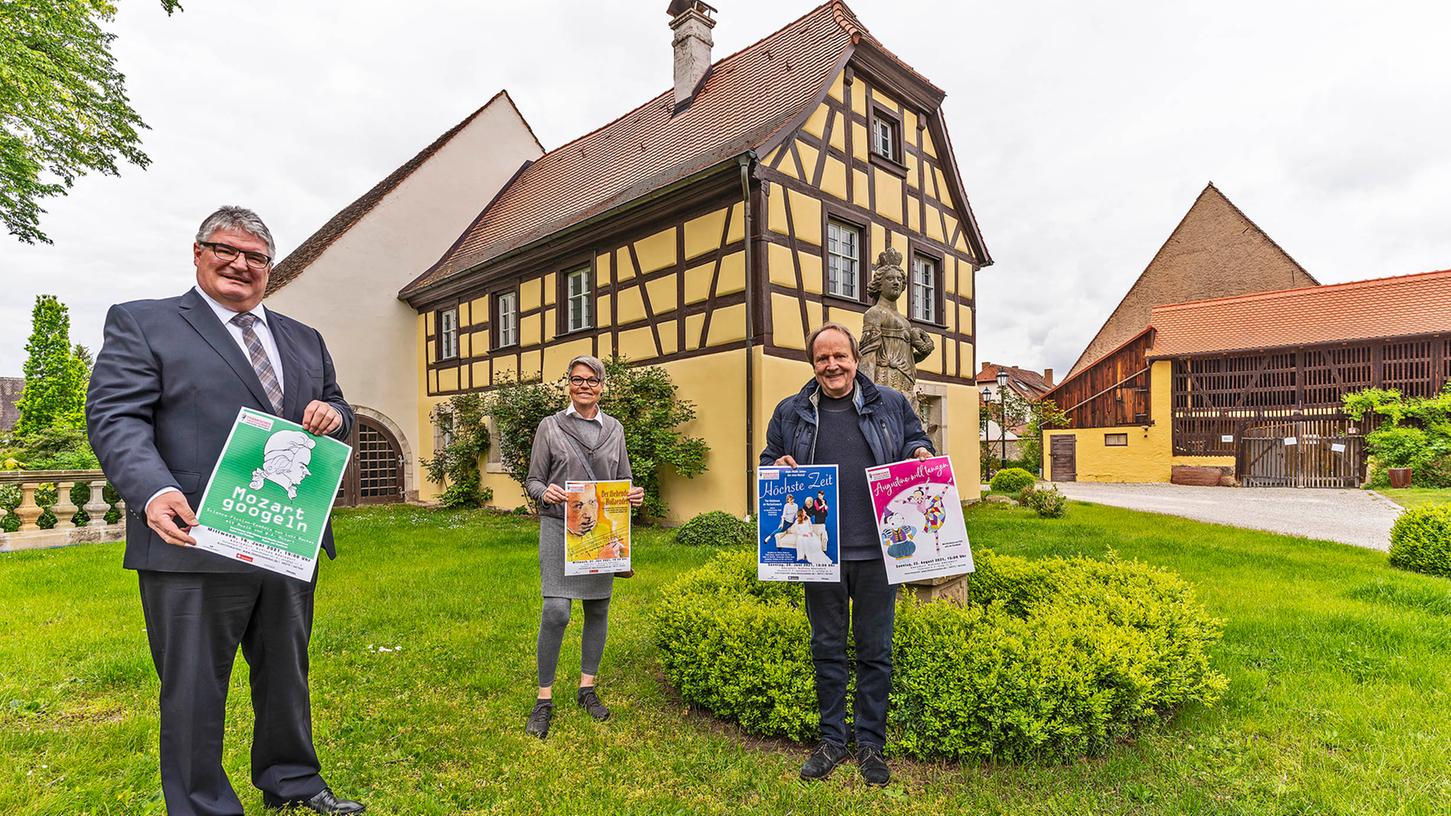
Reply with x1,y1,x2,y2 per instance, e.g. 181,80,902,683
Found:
15,484,42,531
52,481,79,527
85,481,111,527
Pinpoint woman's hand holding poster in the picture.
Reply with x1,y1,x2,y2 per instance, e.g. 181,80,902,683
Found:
866,456,973,584
757,465,840,582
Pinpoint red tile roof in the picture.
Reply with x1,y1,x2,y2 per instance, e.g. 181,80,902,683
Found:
975,362,1053,398
402,2,872,297
1149,268,1451,358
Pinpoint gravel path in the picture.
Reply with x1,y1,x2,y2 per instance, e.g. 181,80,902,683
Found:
1043,482,1403,551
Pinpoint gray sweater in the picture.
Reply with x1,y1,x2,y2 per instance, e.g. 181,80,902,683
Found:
524,410,633,518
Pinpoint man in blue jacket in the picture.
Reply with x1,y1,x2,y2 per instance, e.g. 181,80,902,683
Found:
760,321,933,786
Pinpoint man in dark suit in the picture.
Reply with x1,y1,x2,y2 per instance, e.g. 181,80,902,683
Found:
86,206,365,815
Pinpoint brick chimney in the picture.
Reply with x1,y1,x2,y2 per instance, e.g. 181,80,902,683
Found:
1044,368,1054,387
668,0,717,109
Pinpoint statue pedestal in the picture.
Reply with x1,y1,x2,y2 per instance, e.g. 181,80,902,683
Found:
906,573,968,606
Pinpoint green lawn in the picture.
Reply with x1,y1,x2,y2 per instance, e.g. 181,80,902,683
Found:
3,502,1450,814
1376,486,1451,510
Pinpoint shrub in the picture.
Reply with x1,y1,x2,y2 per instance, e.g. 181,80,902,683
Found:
656,548,1227,762
422,393,491,509
1018,484,1067,518
1389,504,1451,578
485,358,710,520
676,510,753,548
989,467,1036,494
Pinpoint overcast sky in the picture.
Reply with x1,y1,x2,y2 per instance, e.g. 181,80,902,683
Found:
2,0,1449,380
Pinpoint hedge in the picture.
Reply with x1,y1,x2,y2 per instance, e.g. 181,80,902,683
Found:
1389,504,1451,578
675,510,754,548
655,549,1226,762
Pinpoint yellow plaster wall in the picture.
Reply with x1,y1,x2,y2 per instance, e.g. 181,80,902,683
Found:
803,103,830,139
684,207,728,260
654,352,750,522
634,227,677,275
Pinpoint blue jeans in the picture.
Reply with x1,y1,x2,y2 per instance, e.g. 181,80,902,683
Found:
802,557,897,749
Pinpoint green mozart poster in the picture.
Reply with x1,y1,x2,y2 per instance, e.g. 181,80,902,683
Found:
191,408,352,580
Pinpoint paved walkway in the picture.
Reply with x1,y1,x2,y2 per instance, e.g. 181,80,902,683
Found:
1044,482,1403,551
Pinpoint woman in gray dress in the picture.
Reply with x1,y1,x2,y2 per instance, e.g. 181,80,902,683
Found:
522,355,644,739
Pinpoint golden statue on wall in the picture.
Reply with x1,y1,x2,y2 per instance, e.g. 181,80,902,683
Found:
859,246,934,403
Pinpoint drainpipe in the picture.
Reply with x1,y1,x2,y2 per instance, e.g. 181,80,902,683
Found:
739,152,756,519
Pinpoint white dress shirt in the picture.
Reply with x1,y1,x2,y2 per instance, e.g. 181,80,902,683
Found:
194,285,284,393
146,287,287,512
565,404,605,426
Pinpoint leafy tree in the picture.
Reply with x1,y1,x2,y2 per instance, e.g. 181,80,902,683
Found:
483,374,566,501
483,358,710,519
1,0,181,243
1343,384,1451,486
14,295,88,433
421,392,491,508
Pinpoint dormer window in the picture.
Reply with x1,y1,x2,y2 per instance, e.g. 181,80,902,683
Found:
868,103,905,175
873,117,898,161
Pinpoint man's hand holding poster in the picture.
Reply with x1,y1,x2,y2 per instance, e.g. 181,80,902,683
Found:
866,455,973,584
192,407,351,581
757,465,840,582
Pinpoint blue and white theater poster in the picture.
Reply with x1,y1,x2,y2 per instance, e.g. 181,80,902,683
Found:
757,465,839,583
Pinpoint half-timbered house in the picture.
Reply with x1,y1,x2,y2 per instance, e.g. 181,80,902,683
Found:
399,1,991,520
1043,269,1451,486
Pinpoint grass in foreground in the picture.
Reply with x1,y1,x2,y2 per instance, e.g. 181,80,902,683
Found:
1376,486,1451,510
2,502,1450,814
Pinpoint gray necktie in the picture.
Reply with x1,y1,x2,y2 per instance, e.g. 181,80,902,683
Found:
231,312,284,415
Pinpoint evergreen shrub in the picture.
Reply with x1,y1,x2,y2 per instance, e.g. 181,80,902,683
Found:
1389,504,1451,578
989,467,1036,494
675,510,753,548
656,549,1227,762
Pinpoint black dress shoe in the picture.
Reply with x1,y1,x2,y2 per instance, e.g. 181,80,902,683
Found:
263,788,366,814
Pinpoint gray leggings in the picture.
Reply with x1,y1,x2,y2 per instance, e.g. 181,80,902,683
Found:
536,596,611,688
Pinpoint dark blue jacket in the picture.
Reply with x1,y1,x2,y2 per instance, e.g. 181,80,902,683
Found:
759,372,934,468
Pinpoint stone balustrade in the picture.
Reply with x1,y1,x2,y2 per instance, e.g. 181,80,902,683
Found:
0,470,125,552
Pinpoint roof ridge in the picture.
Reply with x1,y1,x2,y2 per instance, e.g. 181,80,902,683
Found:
1065,181,1313,376
1202,181,1319,286
1153,266,1451,312
267,89,523,293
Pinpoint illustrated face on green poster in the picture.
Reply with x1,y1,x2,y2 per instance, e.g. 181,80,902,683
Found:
193,409,351,574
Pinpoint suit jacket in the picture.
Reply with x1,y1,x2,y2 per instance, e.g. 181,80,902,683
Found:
86,288,354,573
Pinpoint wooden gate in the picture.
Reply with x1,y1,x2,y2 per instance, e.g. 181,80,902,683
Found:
336,417,406,506
1238,418,1364,488
1049,435,1076,482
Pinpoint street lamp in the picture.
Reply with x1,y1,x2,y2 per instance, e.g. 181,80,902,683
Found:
996,370,1010,474
980,386,994,478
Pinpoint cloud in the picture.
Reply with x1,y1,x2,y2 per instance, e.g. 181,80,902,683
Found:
0,0,1447,381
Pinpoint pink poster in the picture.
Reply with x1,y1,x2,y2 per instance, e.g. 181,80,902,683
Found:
865,456,973,585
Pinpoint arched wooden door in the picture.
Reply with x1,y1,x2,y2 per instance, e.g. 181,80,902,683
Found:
336,416,405,506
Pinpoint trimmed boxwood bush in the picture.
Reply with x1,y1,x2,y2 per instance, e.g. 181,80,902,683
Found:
655,549,1226,762
989,467,1036,494
675,510,753,548
1389,504,1451,578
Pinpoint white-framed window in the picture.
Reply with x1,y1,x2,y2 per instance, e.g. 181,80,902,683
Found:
872,114,900,162
495,290,518,348
565,266,592,333
911,254,938,323
437,306,459,360
826,219,862,300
